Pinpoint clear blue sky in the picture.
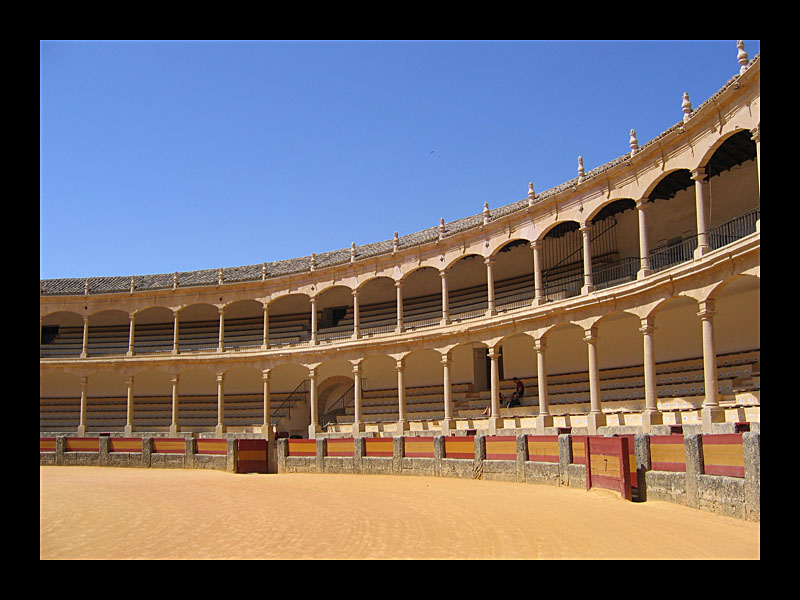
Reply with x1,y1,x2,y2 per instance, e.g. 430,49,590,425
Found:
40,39,760,280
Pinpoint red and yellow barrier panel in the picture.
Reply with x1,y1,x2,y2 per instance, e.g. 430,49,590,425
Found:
404,436,434,458
526,435,559,463
327,438,354,457
40,438,57,453
109,438,143,453
650,435,686,472
702,433,745,478
65,437,99,452
444,436,474,459
288,438,316,457
571,435,587,465
196,439,227,455
485,436,516,460
152,438,185,454
586,435,632,500
365,437,393,457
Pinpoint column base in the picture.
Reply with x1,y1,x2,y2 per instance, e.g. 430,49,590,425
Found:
581,284,595,295
169,424,180,436
439,417,455,435
701,406,726,433
77,425,87,436
637,268,652,280
124,424,134,436
215,424,226,436
640,409,663,433
586,411,607,434
395,419,409,434
536,414,553,431
351,420,365,434
534,296,546,306
693,245,711,260
308,423,321,439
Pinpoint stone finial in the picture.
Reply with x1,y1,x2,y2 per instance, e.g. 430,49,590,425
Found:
629,129,639,156
173,272,178,289
84,279,89,296
737,40,749,74
262,262,267,281
130,276,135,293
393,231,399,254
527,182,535,207
310,252,316,271
439,217,446,239
483,201,490,225
577,156,585,182
350,242,356,263
682,92,693,123
218,268,224,285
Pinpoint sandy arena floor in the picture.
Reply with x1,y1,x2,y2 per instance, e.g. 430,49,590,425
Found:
40,466,759,560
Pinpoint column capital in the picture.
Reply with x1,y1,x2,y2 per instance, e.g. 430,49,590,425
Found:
751,123,760,143
262,368,271,380
394,280,404,288
308,367,317,378
635,199,649,210
129,312,136,321
690,166,707,181
80,376,88,386
639,315,656,334
440,353,451,366
487,346,500,359
352,362,363,375
697,299,716,319
218,305,226,315
216,373,225,384
531,239,543,249
352,288,360,298
439,269,448,278
583,327,598,344
484,256,494,266
126,375,135,386
310,295,317,304
579,223,593,234
534,338,547,352
170,374,180,385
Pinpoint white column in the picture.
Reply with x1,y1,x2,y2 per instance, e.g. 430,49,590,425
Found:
396,359,407,429
172,310,180,354
352,362,364,433
532,240,545,305
81,315,89,358
488,346,500,417
352,290,361,339
485,257,496,316
218,306,225,353
262,369,272,439
441,354,453,432
698,300,724,431
262,302,269,350
78,376,88,435
535,338,553,429
310,297,318,345
124,375,134,435
640,316,662,432
635,200,652,279
308,368,319,437
170,374,180,434
580,224,594,294
584,327,606,433
395,281,404,333
440,271,450,325
215,373,225,435
127,313,136,356
692,167,711,258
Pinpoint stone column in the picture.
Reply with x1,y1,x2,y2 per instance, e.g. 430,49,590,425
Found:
698,300,724,431
396,359,408,432
78,376,88,435
81,315,89,358
488,346,500,417
310,297,318,345
218,306,225,353
692,167,711,258
395,281,404,333
584,327,606,434
172,310,180,354
262,368,272,439
124,375,135,435
535,338,553,429
308,368,320,438
170,374,180,435
485,257,496,316
635,200,652,279
352,362,364,434
640,316,662,432
215,373,226,436
441,354,453,433
580,224,594,294
127,313,136,356
440,271,450,325
532,240,545,305
263,303,270,350
352,289,361,339
752,124,760,232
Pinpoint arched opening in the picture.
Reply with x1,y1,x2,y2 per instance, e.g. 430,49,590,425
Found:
178,304,220,353
133,306,175,355
222,366,265,431
589,199,640,290
224,299,264,351
315,286,355,343
492,240,535,312
646,169,697,271
176,367,218,432
357,277,396,337
40,372,81,431
87,309,130,357
268,294,311,348
541,221,582,300
130,368,173,431
446,254,488,322
40,311,83,358
401,267,442,330
269,363,310,438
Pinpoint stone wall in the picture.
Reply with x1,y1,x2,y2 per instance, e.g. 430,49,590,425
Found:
278,431,761,522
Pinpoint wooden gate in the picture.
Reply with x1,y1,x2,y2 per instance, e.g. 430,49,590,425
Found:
236,439,268,474
586,436,631,500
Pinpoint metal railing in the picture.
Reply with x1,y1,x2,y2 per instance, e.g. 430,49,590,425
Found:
321,384,355,428
593,257,639,290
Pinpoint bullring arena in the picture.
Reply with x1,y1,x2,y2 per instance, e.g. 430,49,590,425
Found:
41,41,760,560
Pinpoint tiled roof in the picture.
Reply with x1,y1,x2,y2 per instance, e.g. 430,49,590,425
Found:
40,55,758,297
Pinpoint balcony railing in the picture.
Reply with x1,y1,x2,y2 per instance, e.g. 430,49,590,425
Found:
593,257,640,290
